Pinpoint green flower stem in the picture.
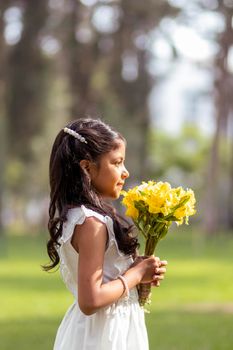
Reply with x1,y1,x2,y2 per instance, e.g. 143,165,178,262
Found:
145,235,159,256
138,222,167,308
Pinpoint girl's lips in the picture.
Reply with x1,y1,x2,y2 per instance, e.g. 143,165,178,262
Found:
116,183,124,190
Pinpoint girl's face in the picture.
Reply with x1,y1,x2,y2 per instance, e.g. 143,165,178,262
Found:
88,140,129,199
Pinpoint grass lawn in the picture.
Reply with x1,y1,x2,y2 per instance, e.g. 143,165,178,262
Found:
0,229,233,350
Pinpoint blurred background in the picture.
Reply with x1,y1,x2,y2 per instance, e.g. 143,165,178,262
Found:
0,0,233,349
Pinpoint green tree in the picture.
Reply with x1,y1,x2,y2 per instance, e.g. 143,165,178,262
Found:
60,0,179,181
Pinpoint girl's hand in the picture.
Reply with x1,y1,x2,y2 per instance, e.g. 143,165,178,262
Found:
132,256,167,284
151,260,168,287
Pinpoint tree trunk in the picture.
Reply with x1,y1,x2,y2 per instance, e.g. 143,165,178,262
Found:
63,0,98,118
0,2,9,234
203,115,221,234
228,146,233,228
203,4,233,233
6,0,48,161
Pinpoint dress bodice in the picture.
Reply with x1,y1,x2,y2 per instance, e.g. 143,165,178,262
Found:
58,205,133,299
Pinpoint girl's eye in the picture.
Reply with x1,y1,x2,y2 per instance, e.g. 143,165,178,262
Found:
115,161,123,167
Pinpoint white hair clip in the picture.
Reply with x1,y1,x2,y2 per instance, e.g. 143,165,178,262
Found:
63,127,87,144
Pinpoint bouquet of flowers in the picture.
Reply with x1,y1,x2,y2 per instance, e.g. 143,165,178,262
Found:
121,181,196,307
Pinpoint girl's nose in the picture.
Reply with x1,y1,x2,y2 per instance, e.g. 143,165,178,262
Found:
122,166,129,179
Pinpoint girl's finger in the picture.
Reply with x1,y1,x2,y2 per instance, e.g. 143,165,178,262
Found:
153,274,164,281
152,281,160,287
155,267,166,274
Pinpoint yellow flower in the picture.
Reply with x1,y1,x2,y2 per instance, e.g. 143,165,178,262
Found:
121,180,196,309
144,182,173,215
173,189,196,224
121,181,196,225
125,206,139,220
121,188,141,219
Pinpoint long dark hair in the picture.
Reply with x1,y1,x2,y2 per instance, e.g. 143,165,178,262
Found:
43,118,138,271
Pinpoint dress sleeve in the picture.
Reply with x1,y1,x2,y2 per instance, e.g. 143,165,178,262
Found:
58,205,116,298
60,205,108,244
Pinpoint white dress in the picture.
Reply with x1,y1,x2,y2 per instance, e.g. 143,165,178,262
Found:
53,205,149,350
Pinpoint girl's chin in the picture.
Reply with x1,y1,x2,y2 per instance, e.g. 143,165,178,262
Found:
100,192,120,200
112,189,122,199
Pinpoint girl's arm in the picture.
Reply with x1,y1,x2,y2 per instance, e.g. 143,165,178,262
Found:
72,217,165,315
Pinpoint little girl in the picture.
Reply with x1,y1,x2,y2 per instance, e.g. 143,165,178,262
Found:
44,118,167,350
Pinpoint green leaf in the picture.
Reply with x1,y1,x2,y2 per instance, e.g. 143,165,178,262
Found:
144,224,151,234
159,226,169,240
138,220,145,232
165,215,178,221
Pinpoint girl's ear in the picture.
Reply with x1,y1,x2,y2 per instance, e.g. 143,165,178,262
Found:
80,159,91,173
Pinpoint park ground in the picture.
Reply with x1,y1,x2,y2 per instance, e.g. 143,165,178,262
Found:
0,228,233,350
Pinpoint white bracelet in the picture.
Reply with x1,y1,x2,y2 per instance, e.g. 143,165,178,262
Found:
118,275,129,299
